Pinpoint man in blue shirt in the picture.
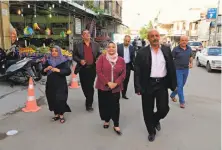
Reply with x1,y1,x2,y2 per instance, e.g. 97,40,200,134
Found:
170,36,193,108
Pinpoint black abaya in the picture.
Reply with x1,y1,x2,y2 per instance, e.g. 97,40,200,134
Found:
42,61,71,113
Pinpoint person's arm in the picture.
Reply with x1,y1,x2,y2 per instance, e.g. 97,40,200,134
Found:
168,48,177,91
58,61,72,76
96,55,109,85
189,49,193,68
114,60,126,85
171,47,176,59
134,52,142,94
41,61,49,76
72,43,81,63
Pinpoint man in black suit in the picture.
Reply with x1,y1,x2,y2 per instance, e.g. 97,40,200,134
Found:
117,35,135,99
73,29,101,112
134,29,177,142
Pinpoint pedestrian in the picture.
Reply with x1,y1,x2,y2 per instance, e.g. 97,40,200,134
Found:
96,42,126,135
42,46,71,123
72,29,101,112
136,38,142,50
170,36,193,108
218,41,221,47
134,29,177,142
117,35,135,99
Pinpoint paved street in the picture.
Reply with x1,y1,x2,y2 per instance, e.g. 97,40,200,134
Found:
0,64,221,150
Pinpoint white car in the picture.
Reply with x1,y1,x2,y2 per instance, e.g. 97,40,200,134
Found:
195,46,222,72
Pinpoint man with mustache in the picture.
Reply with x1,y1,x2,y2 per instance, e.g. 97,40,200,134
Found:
134,29,177,142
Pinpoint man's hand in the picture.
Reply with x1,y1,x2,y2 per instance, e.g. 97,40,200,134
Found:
80,60,86,66
51,68,60,73
189,63,193,68
44,66,53,72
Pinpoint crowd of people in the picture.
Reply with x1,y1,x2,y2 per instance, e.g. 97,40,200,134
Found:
41,29,193,142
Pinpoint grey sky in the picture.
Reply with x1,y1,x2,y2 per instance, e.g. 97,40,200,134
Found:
122,0,219,30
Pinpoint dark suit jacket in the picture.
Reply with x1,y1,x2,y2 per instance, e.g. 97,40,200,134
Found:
72,41,101,74
117,44,135,70
134,45,177,94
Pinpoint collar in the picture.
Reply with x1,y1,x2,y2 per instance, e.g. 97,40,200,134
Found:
149,45,161,52
179,45,189,50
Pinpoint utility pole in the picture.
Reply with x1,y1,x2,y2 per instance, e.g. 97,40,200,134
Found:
214,0,220,46
0,1,11,49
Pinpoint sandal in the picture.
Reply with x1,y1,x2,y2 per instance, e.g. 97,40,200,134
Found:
60,117,66,123
52,116,60,121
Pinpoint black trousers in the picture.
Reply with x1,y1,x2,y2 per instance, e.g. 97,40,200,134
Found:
142,78,170,135
79,65,96,107
54,111,64,115
98,90,120,127
122,63,131,96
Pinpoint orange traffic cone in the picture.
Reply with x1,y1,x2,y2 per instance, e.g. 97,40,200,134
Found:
22,77,41,112
69,66,80,89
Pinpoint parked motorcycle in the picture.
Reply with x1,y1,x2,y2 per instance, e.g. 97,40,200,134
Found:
0,48,42,86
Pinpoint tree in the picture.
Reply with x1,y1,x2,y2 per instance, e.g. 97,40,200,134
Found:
139,21,153,39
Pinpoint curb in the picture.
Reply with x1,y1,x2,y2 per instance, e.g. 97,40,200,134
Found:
0,96,46,121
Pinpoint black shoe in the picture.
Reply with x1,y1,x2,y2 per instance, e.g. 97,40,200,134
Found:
155,122,161,131
103,123,109,129
86,107,94,112
148,134,156,142
122,95,129,99
113,127,122,135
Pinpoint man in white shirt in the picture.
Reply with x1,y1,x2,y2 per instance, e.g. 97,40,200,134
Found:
118,35,135,99
134,29,177,142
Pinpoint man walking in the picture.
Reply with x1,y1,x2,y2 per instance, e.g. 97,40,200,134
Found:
134,29,177,142
118,35,135,99
170,36,193,108
73,29,101,112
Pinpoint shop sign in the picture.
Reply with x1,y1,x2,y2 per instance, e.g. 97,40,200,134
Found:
75,18,81,34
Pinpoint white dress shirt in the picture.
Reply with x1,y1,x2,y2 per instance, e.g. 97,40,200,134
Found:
123,46,130,64
150,47,167,78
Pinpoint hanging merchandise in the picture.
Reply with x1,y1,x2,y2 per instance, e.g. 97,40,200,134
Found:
66,29,72,35
24,26,34,36
60,31,67,38
45,28,51,35
33,23,40,30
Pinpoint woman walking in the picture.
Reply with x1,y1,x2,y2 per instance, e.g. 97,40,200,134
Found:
96,42,126,135
42,45,71,123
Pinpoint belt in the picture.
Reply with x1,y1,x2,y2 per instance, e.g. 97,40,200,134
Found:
85,64,95,68
150,77,165,83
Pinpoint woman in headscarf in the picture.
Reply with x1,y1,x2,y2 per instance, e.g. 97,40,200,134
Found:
95,42,126,135
42,45,71,123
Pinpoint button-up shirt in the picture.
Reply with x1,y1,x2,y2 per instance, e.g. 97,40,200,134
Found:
123,46,130,64
150,46,167,78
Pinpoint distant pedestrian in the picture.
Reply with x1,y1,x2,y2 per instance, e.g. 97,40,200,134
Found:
42,46,71,123
137,38,142,49
96,42,126,135
117,35,135,99
170,36,193,108
72,29,101,112
142,39,146,47
218,41,221,47
134,29,177,142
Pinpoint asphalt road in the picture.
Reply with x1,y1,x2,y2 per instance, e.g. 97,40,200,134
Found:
0,64,221,150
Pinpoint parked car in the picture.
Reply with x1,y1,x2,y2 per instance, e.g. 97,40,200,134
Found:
188,41,203,57
195,46,222,72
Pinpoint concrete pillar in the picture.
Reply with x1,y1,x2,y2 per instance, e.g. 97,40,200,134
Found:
0,1,11,49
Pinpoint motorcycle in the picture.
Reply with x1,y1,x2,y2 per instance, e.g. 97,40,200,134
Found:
0,48,42,86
